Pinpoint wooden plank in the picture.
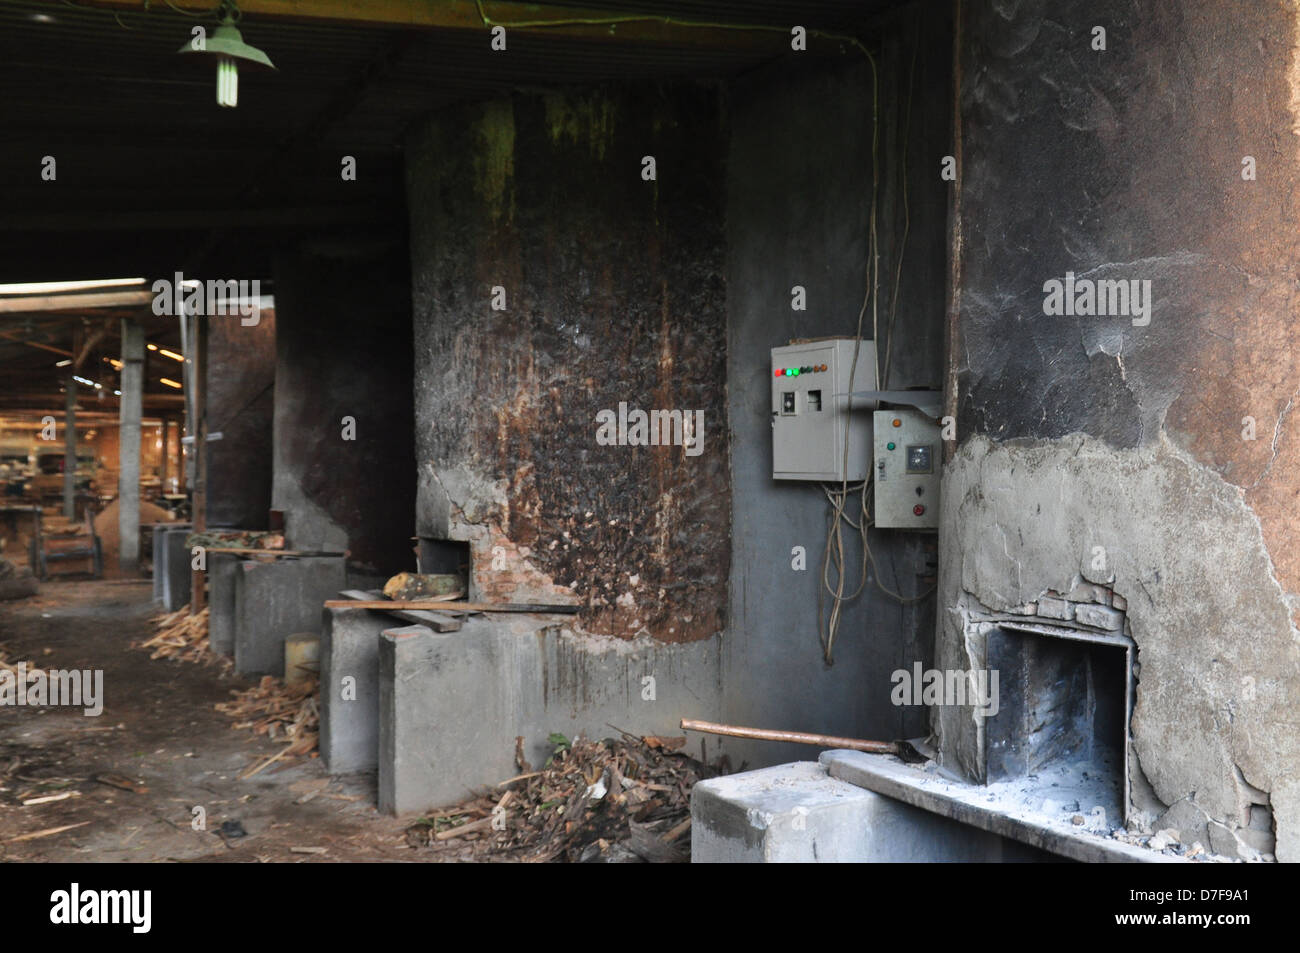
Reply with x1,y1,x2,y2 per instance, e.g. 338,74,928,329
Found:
0,330,73,357
323,599,579,614
333,590,462,631
0,290,154,313
205,547,346,557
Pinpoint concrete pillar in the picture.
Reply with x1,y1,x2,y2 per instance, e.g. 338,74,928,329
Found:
159,417,169,491
190,312,207,613
118,319,144,573
62,368,76,519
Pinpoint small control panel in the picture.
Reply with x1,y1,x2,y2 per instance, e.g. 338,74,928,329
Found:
872,408,940,529
771,339,876,481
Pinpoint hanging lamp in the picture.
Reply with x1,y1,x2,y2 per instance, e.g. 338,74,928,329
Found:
176,2,274,108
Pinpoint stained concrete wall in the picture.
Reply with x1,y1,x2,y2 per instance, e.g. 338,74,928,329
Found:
400,13,952,777
378,615,720,814
405,86,729,644
271,247,417,577
941,0,1299,861
207,308,275,529
721,9,951,768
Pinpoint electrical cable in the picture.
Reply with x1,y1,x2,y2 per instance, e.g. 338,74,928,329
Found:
163,0,224,19
55,0,230,22
817,42,879,667
882,13,920,391
818,18,936,665
473,0,876,58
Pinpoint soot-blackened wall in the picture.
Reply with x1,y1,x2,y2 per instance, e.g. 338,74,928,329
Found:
272,247,417,578
207,308,275,530
406,85,730,644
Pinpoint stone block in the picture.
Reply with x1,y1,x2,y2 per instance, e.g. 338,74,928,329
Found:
1074,602,1124,631
1036,595,1074,621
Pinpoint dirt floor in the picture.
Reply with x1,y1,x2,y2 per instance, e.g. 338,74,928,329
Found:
0,579,481,863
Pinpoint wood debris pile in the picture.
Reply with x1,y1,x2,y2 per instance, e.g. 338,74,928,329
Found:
406,732,725,862
186,529,285,550
0,647,32,676
138,607,229,672
215,676,319,777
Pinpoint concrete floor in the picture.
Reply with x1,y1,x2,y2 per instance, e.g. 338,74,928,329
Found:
0,579,475,862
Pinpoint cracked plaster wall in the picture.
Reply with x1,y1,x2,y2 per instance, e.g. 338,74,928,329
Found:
944,0,1300,860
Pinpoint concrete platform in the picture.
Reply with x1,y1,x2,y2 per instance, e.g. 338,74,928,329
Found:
690,761,1048,862
820,750,1182,863
232,555,347,677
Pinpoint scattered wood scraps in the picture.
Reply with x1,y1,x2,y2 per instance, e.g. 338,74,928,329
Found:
404,731,727,862
0,648,33,677
138,607,229,672
94,773,149,795
4,821,91,844
215,676,320,777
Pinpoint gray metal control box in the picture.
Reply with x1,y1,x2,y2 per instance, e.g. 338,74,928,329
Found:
872,409,940,529
771,339,876,481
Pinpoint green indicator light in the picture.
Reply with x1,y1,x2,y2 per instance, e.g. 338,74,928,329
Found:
792,368,799,376
887,442,896,451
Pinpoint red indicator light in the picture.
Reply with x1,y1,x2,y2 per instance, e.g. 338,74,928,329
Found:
774,369,783,377
913,504,925,516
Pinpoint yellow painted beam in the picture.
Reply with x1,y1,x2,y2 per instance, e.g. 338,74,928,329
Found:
76,0,807,52
0,290,156,314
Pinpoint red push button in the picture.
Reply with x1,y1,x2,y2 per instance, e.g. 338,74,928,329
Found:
913,504,925,516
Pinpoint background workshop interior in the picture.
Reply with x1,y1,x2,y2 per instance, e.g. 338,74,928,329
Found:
0,0,1292,865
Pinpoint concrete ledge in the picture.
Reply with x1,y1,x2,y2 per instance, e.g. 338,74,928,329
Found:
691,761,1032,862
821,750,1182,863
232,555,347,676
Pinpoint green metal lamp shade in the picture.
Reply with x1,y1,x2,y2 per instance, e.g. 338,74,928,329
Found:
177,19,274,108
176,21,275,70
